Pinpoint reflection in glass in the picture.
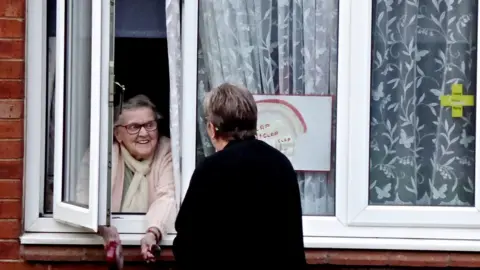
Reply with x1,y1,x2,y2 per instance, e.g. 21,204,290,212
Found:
62,0,93,208
369,1,477,206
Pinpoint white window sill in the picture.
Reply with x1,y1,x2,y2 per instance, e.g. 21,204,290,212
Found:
20,233,176,246
20,233,480,252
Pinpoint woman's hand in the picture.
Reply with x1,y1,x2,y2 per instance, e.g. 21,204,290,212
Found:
99,226,121,245
140,230,160,263
98,226,123,270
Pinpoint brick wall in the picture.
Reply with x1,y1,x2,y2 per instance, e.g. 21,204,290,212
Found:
0,0,25,269
2,0,480,269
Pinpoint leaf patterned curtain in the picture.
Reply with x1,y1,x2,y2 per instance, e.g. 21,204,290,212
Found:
195,0,338,215
370,0,477,206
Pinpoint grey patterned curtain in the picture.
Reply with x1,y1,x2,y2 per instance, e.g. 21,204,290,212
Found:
370,0,478,206
165,0,182,209
196,0,338,215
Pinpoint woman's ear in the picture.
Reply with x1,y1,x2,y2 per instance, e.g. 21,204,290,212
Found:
113,127,122,143
207,122,217,140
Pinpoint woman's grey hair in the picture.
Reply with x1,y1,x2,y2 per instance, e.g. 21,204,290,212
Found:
204,83,257,140
114,94,162,125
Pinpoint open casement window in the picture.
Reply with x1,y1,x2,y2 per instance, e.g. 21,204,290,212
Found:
23,0,182,241
52,0,112,231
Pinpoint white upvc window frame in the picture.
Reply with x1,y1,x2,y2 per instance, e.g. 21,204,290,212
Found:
24,0,110,234
22,0,177,245
345,1,480,231
343,0,480,239
52,0,101,231
179,0,480,251
23,0,480,252
301,0,480,243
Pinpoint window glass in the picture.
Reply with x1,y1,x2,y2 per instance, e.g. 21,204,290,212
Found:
369,0,478,206
44,0,94,211
62,0,93,208
195,0,339,216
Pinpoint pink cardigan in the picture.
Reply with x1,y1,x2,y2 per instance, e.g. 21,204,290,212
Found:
76,136,177,237
111,136,176,236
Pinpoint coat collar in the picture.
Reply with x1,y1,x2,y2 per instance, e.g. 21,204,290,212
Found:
224,136,256,149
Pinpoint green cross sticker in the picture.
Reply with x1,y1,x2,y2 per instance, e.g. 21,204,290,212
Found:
440,84,474,118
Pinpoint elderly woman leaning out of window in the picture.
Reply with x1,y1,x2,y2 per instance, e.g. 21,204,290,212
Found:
75,94,176,267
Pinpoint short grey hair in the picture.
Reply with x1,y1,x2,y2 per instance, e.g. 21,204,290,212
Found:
114,94,162,125
203,83,257,140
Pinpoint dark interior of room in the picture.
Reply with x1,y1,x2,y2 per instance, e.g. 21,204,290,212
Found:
113,37,170,138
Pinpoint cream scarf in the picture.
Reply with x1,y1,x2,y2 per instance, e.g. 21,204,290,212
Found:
120,146,151,212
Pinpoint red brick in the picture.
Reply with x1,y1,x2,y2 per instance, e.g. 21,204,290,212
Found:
0,60,24,79
123,266,160,270
0,139,23,158
0,240,19,259
0,0,25,18
22,245,175,262
0,18,23,38
0,99,23,118
19,247,480,268
0,179,21,198
0,199,21,218
49,264,160,270
0,159,22,178
327,250,389,266
0,119,23,138
0,80,23,98
450,253,480,267
388,251,450,267
0,219,20,238
0,262,47,270
305,250,328,264
0,39,24,59
22,246,90,262
49,265,107,270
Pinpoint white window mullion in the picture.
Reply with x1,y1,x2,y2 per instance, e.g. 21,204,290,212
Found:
88,0,104,226
97,0,115,227
180,0,199,202
24,0,48,231
345,0,373,225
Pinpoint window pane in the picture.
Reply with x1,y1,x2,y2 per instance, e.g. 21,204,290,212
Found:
369,1,477,206
62,0,93,208
195,0,339,216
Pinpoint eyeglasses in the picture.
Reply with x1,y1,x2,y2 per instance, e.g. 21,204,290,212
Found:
117,120,158,135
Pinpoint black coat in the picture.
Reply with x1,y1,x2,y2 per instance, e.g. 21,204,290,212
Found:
173,138,306,269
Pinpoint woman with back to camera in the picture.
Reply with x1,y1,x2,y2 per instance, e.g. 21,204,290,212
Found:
173,83,307,269
76,94,176,268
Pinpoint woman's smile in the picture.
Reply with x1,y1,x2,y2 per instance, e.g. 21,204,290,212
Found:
114,107,159,160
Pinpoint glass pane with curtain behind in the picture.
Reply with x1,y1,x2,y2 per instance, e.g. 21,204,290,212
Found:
369,0,478,206
195,0,339,216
